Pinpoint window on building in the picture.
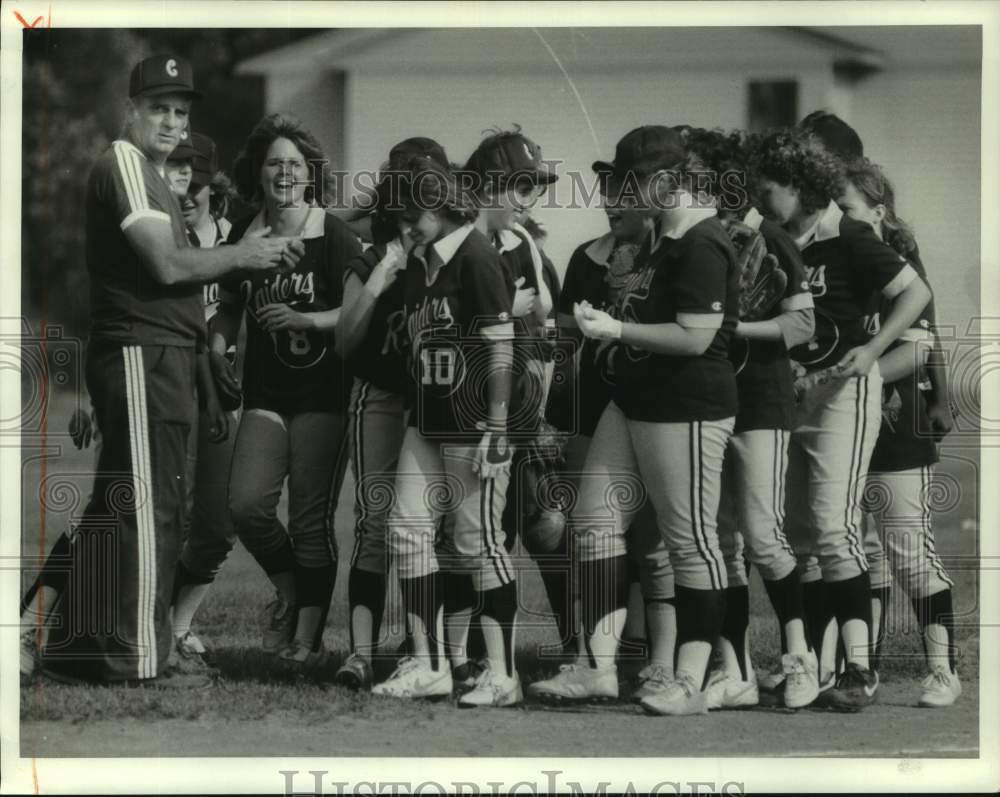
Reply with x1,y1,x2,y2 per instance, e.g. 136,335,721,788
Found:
747,80,799,133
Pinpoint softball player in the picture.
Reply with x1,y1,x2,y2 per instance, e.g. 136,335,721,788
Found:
530,126,739,716
333,137,451,691
545,189,677,698
752,129,931,711
163,132,250,670
40,56,300,687
839,159,960,707
450,129,557,678
683,127,820,709
372,157,521,707
214,114,361,672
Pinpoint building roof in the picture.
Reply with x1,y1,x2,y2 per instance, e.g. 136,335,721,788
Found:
235,25,979,77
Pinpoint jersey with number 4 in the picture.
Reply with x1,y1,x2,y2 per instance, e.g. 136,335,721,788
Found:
788,202,918,372
399,225,513,442
222,207,361,415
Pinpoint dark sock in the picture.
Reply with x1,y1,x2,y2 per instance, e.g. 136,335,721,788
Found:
295,563,337,651
722,585,750,680
801,580,833,657
579,555,630,668
21,531,73,616
400,572,443,671
347,567,386,651
481,580,518,677
870,585,891,672
763,570,808,654
442,571,479,660
674,585,727,683
911,589,957,673
828,572,872,670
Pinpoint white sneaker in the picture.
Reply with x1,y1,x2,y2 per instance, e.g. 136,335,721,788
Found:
639,671,709,716
781,651,820,709
757,665,786,694
704,669,759,710
919,666,962,708
631,663,673,703
261,593,297,654
458,664,523,708
527,664,619,702
372,657,453,699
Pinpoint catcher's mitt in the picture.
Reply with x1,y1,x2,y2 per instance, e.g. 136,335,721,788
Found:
722,219,788,322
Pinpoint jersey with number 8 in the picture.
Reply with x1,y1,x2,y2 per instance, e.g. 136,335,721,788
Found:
220,208,361,414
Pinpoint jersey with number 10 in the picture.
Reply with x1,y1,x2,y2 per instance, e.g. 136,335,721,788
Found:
222,207,361,415
399,225,513,442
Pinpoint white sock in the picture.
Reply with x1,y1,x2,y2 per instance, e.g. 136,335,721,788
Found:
172,583,212,638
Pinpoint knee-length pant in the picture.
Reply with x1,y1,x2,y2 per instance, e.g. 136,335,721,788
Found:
571,401,734,592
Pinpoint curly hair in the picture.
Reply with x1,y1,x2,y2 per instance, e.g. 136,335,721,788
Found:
376,155,478,229
751,128,845,216
232,113,331,206
844,158,916,257
680,127,761,217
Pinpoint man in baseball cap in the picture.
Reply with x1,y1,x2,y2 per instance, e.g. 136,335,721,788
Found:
129,53,202,99
37,55,303,689
592,125,687,201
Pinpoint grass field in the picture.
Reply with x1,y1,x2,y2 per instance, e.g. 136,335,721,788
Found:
18,391,982,758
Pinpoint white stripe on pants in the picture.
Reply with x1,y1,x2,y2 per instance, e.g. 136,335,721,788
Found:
571,401,734,591
123,346,156,680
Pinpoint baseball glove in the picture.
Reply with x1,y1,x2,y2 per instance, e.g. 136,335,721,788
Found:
519,420,570,555
723,219,788,322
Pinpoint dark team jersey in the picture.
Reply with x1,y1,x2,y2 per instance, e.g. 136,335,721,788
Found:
864,246,939,472
222,208,361,415
788,201,918,372
547,233,638,436
610,213,739,423
731,211,814,432
494,225,549,431
343,241,406,394
400,225,514,441
86,140,203,347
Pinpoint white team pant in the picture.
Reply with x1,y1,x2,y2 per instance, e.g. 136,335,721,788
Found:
387,427,513,592
787,369,883,583
863,465,954,598
718,428,797,587
571,401,734,591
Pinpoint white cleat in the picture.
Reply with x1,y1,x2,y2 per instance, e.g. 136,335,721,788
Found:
527,664,619,702
639,671,709,716
781,651,820,708
371,656,453,700
918,666,962,708
704,669,760,710
458,664,523,708
631,663,673,703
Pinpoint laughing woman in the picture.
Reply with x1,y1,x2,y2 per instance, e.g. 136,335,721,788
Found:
213,114,360,673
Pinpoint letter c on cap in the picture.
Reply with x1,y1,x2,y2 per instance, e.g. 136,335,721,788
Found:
166,59,179,77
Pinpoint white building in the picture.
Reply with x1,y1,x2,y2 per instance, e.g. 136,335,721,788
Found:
237,26,981,327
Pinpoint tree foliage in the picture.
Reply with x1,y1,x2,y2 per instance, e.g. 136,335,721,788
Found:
21,28,317,335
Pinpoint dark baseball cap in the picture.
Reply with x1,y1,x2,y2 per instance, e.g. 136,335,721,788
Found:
592,125,687,183
465,130,558,185
169,132,217,185
387,137,449,171
129,54,201,99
